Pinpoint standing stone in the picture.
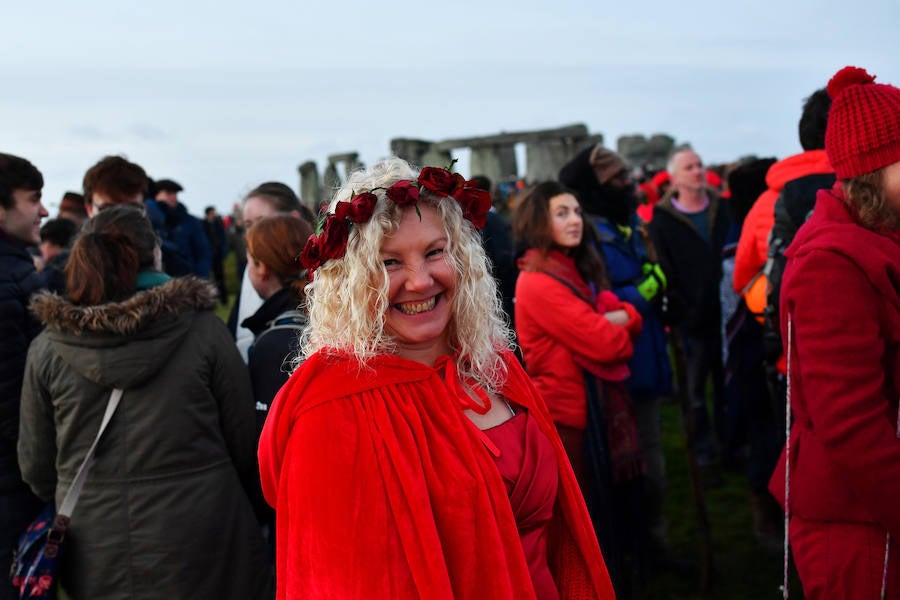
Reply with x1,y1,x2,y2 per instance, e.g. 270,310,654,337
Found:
646,134,677,171
617,135,649,169
527,133,603,182
390,139,434,166
470,144,517,182
298,161,320,210
323,162,341,198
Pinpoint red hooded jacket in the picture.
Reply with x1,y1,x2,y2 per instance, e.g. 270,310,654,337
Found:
258,349,616,599
515,250,640,429
769,185,900,537
732,149,833,293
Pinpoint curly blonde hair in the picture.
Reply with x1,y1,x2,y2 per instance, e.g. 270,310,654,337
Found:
298,157,513,392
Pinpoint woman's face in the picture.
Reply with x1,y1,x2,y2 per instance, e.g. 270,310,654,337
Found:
242,196,278,230
380,203,456,365
884,160,900,218
549,193,583,249
246,250,271,299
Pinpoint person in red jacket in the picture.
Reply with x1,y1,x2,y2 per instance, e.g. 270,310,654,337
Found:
770,66,900,599
258,158,615,600
513,181,642,595
732,88,834,332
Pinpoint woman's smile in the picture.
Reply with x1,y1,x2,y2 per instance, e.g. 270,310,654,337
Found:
394,294,440,315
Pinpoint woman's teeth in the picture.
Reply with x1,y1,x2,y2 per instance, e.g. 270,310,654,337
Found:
396,296,437,315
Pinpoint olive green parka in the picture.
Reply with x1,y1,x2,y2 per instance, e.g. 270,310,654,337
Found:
18,277,272,599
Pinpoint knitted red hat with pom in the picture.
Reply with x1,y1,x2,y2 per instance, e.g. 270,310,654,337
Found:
825,66,900,179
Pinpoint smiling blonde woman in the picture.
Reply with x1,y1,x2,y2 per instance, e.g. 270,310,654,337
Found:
259,157,616,599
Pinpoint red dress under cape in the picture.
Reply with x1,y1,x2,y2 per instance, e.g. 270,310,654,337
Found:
258,349,615,599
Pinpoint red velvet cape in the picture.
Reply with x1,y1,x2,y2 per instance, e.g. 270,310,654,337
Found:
258,349,615,599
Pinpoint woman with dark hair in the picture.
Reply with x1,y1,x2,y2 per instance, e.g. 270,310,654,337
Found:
18,206,272,599
513,181,643,594
770,66,900,599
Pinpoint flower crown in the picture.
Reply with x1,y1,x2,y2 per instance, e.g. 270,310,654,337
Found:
299,161,492,272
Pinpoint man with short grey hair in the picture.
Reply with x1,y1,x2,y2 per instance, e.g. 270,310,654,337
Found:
649,146,731,485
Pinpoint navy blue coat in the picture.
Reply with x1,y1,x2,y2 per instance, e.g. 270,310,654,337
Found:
147,199,212,278
589,214,672,398
0,233,47,492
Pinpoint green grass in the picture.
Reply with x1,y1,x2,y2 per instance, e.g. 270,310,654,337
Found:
213,253,241,322
636,400,804,599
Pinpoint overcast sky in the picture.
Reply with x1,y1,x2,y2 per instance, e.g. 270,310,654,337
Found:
4,0,898,215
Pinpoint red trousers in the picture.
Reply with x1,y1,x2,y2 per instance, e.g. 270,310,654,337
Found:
791,516,900,599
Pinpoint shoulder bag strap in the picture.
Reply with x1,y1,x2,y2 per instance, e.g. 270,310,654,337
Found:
538,270,597,311
57,388,123,518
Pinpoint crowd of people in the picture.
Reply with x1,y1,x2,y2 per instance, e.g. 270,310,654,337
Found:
1,64,899,599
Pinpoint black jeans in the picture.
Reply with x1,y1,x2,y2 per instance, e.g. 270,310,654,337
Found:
682,333,724,466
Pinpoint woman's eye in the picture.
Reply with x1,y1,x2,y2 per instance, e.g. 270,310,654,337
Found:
383,258,399,268
426,248,444,258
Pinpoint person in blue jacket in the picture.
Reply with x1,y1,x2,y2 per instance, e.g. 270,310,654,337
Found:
148,178,212,278
559,144,676,574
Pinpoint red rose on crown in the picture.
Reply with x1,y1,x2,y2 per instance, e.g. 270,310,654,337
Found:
455,185,491,229
302,163,491,272
385,180,420,205
299,234,324,271
299,214,352,270
418,167,465,196
334,191,377,223
318,215,350,260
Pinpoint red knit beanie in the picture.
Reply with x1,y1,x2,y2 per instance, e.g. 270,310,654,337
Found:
825,66,900,180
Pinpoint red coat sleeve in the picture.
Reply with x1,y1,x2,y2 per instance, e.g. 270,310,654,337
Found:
784,249,900,537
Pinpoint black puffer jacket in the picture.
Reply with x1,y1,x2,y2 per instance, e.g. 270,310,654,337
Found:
19,277,272,599
241,287,305,437
0,233,47,493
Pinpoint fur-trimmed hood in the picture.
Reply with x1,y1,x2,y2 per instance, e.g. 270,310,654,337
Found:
28,277,220,390
31,276,217,335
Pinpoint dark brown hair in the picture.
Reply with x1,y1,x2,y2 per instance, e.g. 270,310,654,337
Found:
245,214,313,300
66,206,158,305
841,168,898,231
40,218,77,248
512,181,609,289
82,155,148,206
245,182,304,214
798,88,831,151
0,153,43,208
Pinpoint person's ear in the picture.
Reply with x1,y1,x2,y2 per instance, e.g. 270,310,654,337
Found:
258,261,273,281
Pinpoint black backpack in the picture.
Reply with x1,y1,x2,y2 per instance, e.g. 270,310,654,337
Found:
762,173,835,360
254,309,307,345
